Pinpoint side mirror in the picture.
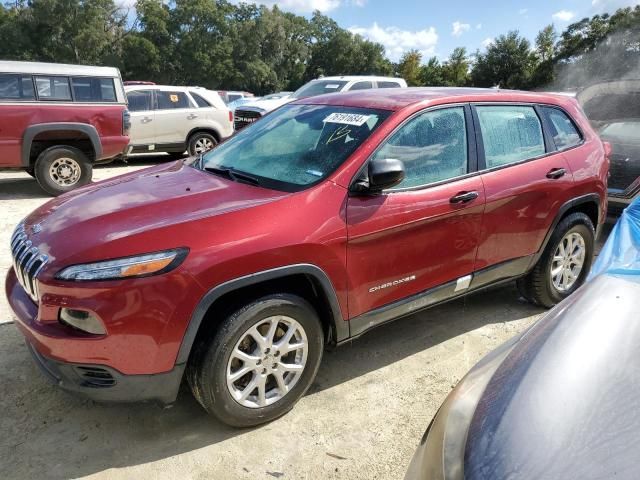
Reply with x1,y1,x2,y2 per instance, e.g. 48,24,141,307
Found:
353,157,405,194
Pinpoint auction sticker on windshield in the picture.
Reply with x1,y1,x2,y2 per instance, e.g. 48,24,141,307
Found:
324,112,371,126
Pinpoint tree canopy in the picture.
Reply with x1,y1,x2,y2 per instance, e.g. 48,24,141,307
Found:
1,1,639,93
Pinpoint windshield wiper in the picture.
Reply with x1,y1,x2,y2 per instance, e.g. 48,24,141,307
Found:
204,165,261,187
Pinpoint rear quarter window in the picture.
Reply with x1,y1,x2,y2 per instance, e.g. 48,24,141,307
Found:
190,91,212,108
377,81,402,88
71,77,117,102
541,107,582,150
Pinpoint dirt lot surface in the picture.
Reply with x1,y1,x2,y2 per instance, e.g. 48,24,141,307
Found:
0,162,609,479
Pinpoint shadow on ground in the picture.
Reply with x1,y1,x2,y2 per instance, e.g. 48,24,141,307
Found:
0,283,542,479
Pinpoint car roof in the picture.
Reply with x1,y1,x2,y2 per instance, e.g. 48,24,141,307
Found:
0,60,120,77
314,75,405,82
294,87,579,111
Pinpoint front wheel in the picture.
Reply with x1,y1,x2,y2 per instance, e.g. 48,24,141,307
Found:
517,212,595,307
34,146,92,196
187,294,324,427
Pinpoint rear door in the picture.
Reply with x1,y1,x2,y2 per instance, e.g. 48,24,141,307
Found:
346,105,485,318
126,89,155,146
473,104,574,270
154,89,195,144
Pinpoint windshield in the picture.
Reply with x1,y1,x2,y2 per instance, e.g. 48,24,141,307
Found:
201,104,391,192
291,80,349,99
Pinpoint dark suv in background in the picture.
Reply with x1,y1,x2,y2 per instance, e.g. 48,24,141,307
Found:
575,80,640,214
6,88,608,427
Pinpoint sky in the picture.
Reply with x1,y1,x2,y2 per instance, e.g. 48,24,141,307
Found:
232,0,640,61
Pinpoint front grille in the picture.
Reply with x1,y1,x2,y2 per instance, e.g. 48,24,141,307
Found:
10,223,48,302
234,109,263,130
74,366,116,388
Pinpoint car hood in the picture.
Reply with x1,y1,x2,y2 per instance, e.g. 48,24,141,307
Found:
22,161,289,269
237,97,292,113
463,273,640,479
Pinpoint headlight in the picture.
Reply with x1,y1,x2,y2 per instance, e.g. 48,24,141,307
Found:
56,248,188,281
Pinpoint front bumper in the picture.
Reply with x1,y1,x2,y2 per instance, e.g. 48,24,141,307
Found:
25,339,184,405
6,267,186,404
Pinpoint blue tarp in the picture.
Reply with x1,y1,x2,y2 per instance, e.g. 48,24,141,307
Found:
590,197,640,278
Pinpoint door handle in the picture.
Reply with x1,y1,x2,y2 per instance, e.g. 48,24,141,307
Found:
546,168,566,179
187,114,198,120
450,191,479,204
141,117,152,123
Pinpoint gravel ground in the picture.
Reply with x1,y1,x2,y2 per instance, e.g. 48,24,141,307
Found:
0,163,609,480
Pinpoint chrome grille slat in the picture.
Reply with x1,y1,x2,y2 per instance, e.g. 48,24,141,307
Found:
9,223,48,302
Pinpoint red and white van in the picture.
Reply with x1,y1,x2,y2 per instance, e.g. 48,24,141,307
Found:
0,61,130,195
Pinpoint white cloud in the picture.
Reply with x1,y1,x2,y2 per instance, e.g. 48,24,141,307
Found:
552,10,576,22
451,21,471,37
482,37,494,48
591,0,638,12
349,22,438,62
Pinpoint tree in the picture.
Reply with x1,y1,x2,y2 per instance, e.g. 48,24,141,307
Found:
535,24,556,62
471,31,535,89
442,47,470,86
396,49,422,86
420,56,445,86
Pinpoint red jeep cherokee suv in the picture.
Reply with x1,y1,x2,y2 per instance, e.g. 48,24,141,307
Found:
6,88,608,427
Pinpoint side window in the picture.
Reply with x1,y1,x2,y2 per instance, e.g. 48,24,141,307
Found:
126,90,153,112
378,81,402,89
0,74,35,100
190,91,211,108
156,90,191,109
476,106,545,168
372,107,468,189
71,77,116,102
34,76,71,101
349,81,373,91
227,94,242,103
541,107,582,150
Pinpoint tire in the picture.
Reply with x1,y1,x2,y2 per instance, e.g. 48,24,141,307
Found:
34,146,92,196
187,294,324,427
187,132,217,156
517,212,595,308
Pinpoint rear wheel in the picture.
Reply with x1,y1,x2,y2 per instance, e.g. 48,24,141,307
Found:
187,294,324,427
34,146,92,196
517,212,594,307
187,132,217,156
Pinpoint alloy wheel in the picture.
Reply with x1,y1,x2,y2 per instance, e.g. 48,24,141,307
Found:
550,231,586,292
226,315,308,408
193,137,215,154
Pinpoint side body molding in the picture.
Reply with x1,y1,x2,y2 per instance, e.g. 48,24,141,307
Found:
175,263,348,365
22,122,103,166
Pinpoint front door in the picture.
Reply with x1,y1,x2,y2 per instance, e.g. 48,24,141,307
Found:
126,89,155,147
346,105,486,318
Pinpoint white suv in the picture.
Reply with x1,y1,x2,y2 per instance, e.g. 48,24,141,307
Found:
125,85,233,158
234,75,407,130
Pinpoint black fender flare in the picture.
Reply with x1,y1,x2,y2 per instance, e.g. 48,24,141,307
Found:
22,123,102,166
175,263,348,365
528,193,602,269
